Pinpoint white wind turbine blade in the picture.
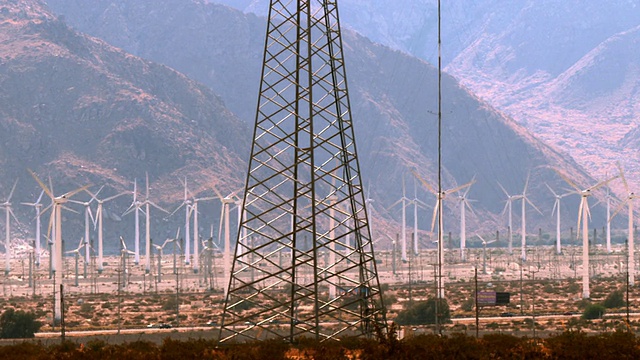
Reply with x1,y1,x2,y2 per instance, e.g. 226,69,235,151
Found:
553,168,581,192
430,200,440,233
588,174,620,193
28,170,53,200
610,199,627,222
5,179,18,202
552,198,559,216
148,201,169,214
87,206,96,227
217,203,225,247
545,183,558,198
61,205,79,214
62,184,93,200
463,176,476,198
88,185,105,201
402,172,406,200
36,189,45,205
386,198,404,211
212,185,224,201
103,191,129,203
522,172,531,195
446,179,475,196
8,208,21,227
168,202,185,218
411,169,436,194
585,199,593,222
617,161,629,193
576,198,585,238
497,182,511,198
500,199,510,217
526,197,543,215
463,198,476,217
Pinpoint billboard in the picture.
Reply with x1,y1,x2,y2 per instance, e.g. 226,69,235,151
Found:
476,291,510,306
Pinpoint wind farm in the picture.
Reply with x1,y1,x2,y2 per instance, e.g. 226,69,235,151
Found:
0,163,637,339
0,0,639,356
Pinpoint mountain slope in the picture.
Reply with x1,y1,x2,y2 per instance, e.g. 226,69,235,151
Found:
211,0,640,190
40,0,613,242
0,0,249,250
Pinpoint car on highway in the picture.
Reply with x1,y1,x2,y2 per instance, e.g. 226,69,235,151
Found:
159,323,172,329
500,312,515,317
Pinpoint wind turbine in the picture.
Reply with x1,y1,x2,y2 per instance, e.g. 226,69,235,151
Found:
411,179,429,255
2,179,19,275
119,236,136,289
87,189,128,273
412,169,474,298
202,234,218,290
387,173,410,262
123,179,143,265
65,237,85,286
170,178,193,265
612,163,637,285
152,237,174,283
455,177,476,262
555,168,618,298
605,184,613,253
141,173,168,274
518,174,542,262
363,183,375,251
68,189,100,278
477,234,496,275
28,169,89,322
21,190,45,268
546,184,574,255
498,182,521,256
213,186,240,296
191,193,216,274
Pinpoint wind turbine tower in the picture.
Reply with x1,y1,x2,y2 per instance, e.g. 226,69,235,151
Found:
141,173,168,274
498,183,519,255
22,190,45,268
220,0,386,342
88,189,127,273
2,180,18,275
613,164,637,285
29,170,88,322
556,169,618,298
387,174,409,262
547,184,573,255
518,174,542,262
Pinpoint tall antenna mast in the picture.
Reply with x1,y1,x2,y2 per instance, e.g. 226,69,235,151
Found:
219,0,386,343
436,0,443,335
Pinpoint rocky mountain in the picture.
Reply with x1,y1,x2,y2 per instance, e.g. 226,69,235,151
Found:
211,0,640,191
0,0,249,253
1,0,613,254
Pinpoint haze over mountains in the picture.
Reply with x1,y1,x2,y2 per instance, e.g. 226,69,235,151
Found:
0,0,623,253
214,0,640,189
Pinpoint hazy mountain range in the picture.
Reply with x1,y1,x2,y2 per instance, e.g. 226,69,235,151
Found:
0,0,625,254
212,0,640,190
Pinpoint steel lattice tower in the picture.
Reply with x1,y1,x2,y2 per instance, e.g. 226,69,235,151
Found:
219,0,386,343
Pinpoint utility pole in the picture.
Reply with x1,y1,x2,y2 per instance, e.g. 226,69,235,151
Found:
520,261,524,316
116,268,121,335
60,284,65,343
475,267,479,338
531,269,538,338
627,239,630,328
175,259,180,328
408,236,413,305
52,270,56,331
